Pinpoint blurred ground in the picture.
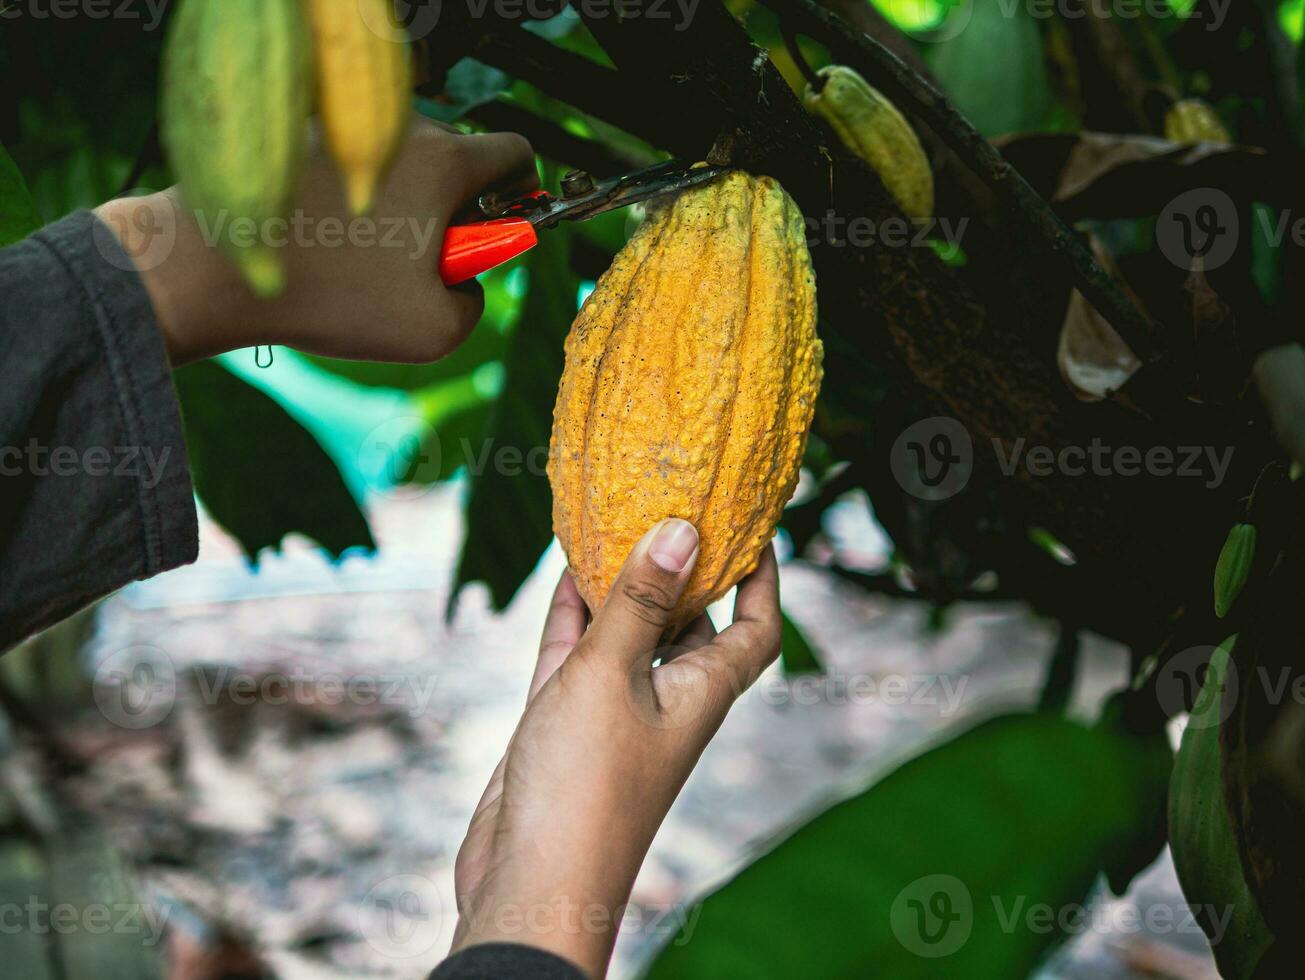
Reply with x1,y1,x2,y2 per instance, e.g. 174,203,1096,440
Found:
0,485,1219,979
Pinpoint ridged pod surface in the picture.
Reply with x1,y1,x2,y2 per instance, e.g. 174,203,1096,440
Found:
548,172,822,631
1164,99,1232,145
803,65,933,220
309,0,412,215
161,0,310,296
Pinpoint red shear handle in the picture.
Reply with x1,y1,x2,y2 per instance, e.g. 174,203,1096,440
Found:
439,218,539,285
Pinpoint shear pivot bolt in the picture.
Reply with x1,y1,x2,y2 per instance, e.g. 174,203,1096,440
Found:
561,170,596,198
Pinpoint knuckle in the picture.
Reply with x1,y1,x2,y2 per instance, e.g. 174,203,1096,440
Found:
537,639,574,660
502,132,535,164
617,579,678,627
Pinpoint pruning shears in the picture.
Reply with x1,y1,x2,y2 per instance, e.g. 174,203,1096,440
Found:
439,160,729,285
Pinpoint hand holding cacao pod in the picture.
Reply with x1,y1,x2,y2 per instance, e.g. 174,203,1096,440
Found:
548,171,822,633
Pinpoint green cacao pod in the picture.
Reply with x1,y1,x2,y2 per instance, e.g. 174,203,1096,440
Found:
1214,522,1256,619
1164,99,1232,146
161,0,311,296
802,65,933,220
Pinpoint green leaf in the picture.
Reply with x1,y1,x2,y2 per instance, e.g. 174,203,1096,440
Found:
1214,523,1256,619
1251,204,1283,306
174,360,375,561
451,226,580,610
927,0,1052,137
45,831,165,979
1096,693,1173,897
403,400,493,485
398,368,500,485
4,15,162,218
780,611,825,676
0,842,54,979
0,831,165,980
416,61,512,124
1168,636,1273,978
0,142,41,247
643,712,1169,979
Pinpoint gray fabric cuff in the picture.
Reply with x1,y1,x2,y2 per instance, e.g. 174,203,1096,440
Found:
428,943,588,980
0,210,197,649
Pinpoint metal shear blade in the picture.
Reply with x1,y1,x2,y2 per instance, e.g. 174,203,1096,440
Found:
479,161,729,229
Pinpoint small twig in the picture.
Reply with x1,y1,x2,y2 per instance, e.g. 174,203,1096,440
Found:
828,565,1021,604
115,121,161,198
760,0,1163,365
1037,622,1081,715
1060,0,1152,132
466,27,679,151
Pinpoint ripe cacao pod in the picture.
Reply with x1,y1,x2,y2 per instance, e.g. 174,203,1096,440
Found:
309,0,412,215
1164,99,1232,146
803,65,933,220
548,171,822,631
1214,522,1256,619
161,0,310,297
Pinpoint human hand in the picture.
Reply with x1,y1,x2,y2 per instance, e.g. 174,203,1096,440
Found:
448,519,782,978
94,116,537,365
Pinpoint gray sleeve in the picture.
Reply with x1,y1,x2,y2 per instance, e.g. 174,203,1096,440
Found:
428,943,588,980
0,210,198,652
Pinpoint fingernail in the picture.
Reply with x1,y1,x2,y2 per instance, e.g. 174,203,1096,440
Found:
650,519,698,573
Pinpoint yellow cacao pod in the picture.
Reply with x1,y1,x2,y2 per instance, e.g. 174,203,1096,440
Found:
548,172,822,631
161,0,310,297
803,65,933,221
309,0,413,215
1164,99,1231,146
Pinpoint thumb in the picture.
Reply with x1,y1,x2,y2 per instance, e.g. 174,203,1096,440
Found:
583,519,700,666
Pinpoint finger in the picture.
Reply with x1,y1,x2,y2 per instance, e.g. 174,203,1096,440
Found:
448,131,540,209
659,612,717,664
702,546,782,692
679,612,718,649
582,518,700,668
530,571,589,701
439,277,486,341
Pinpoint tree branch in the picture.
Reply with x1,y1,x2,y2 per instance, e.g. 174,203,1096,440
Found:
758,0,1163,366
459,26,680,150
464,100,650,176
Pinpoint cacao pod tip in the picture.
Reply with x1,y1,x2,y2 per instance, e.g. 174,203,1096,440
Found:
345,170,379,217
235,247,288,299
